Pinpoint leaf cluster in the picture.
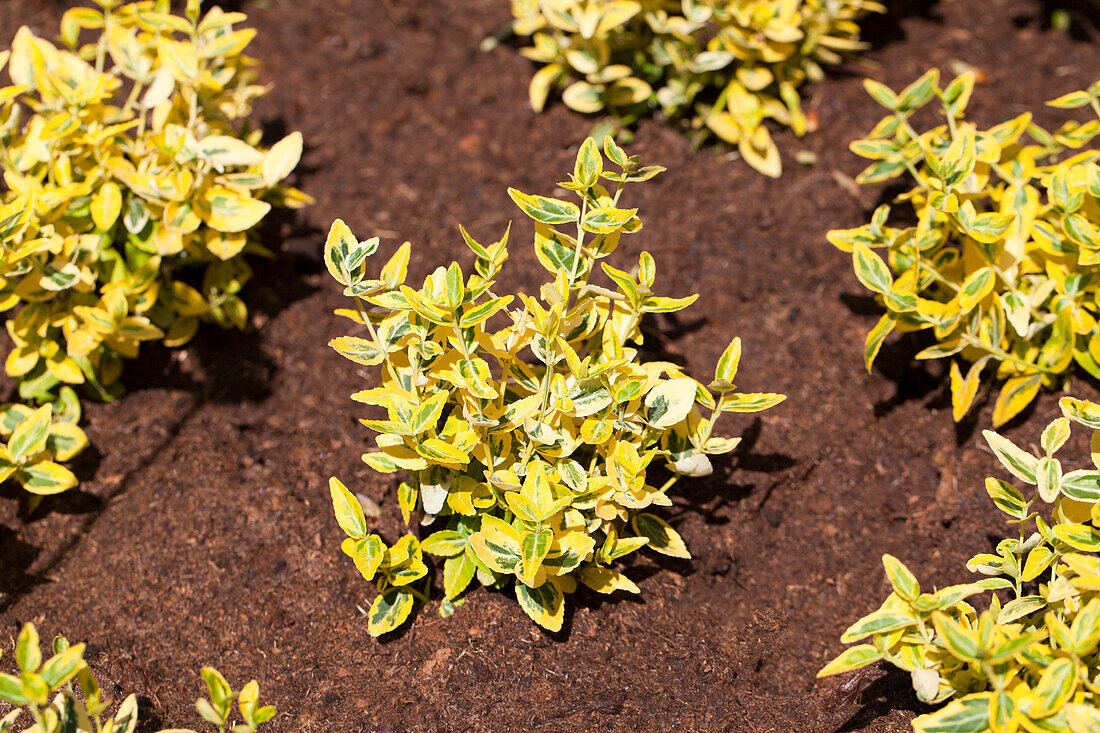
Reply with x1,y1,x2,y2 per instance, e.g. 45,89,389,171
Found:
0,0,310,405
0,622,274,733
0,391,87,498
831,69,1100,427
327,138,784,635
822,397,1100,732
509,0,884,177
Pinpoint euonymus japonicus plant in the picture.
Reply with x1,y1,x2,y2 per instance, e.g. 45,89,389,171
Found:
326,138,784,634
831,70,1100,427
0,0,310,497
822,396,1100,732
509,0,884,177
0,622,275,732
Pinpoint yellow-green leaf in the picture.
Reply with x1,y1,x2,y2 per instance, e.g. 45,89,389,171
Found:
713,336,741,386
443,552,476,600
1061,397,1100,430
1053,522,1100,552
515,580,564,632
520,528,553,580
864,314,895,372
644,377,697,428
817,644,883,677
329,477,367,538
631,512,690,559
262,132,303,187
983,430,1039,484
507,189,579,225
1029,657,1077,718
91,182,122,231
882,554,920,601
956,267,994,314
722,392,786,413
415,438,470,465
912,694,991,733
991,373,1042,428
852,244,893,295
368,587,415,637
329,336,384,366
204,186,271,233
579,565,639,594
18,461,78,495
950,359,983,422
8,404,51,462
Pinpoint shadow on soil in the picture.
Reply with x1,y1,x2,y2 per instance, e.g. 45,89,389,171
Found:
837,288,1063,444
637,311,708,367
673,417,799,527
859,0,943,50
0,397,196,610
121,202,322,403
838,293,947,416
378,416,798,643
827,664,931,732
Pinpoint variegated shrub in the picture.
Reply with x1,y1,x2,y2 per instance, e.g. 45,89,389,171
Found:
327,138,784,635
509,0,884,177
831,70,1100,427
0,0,309,496
0,0,310,406
822,396,1100,733
0,622,275,732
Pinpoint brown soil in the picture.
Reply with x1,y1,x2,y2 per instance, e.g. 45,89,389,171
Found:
1,0,1099,730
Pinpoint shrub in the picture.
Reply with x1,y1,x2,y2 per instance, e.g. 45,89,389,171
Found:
0,0,310,495
0,0,309,405
327,138,784,635
821,396,1100,732
508,0,884,177
830,70,1100,427
0,622,274,732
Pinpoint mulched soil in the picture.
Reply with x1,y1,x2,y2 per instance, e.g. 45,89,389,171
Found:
0,0,1099,729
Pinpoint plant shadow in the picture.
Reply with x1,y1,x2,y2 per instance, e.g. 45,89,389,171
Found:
672,418,798,528
0,525,43,607
838,292,948,417
858,0,944,51
120,197,322,404
636,311,708,367
826,664,931,732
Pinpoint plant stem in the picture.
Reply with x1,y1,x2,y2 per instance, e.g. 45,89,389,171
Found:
352,295,408,397
959,333,1052,374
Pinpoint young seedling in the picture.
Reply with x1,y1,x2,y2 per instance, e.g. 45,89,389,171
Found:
0,623,275,732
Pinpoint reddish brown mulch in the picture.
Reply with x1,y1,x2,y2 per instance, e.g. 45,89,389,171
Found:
0,0,1098,730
